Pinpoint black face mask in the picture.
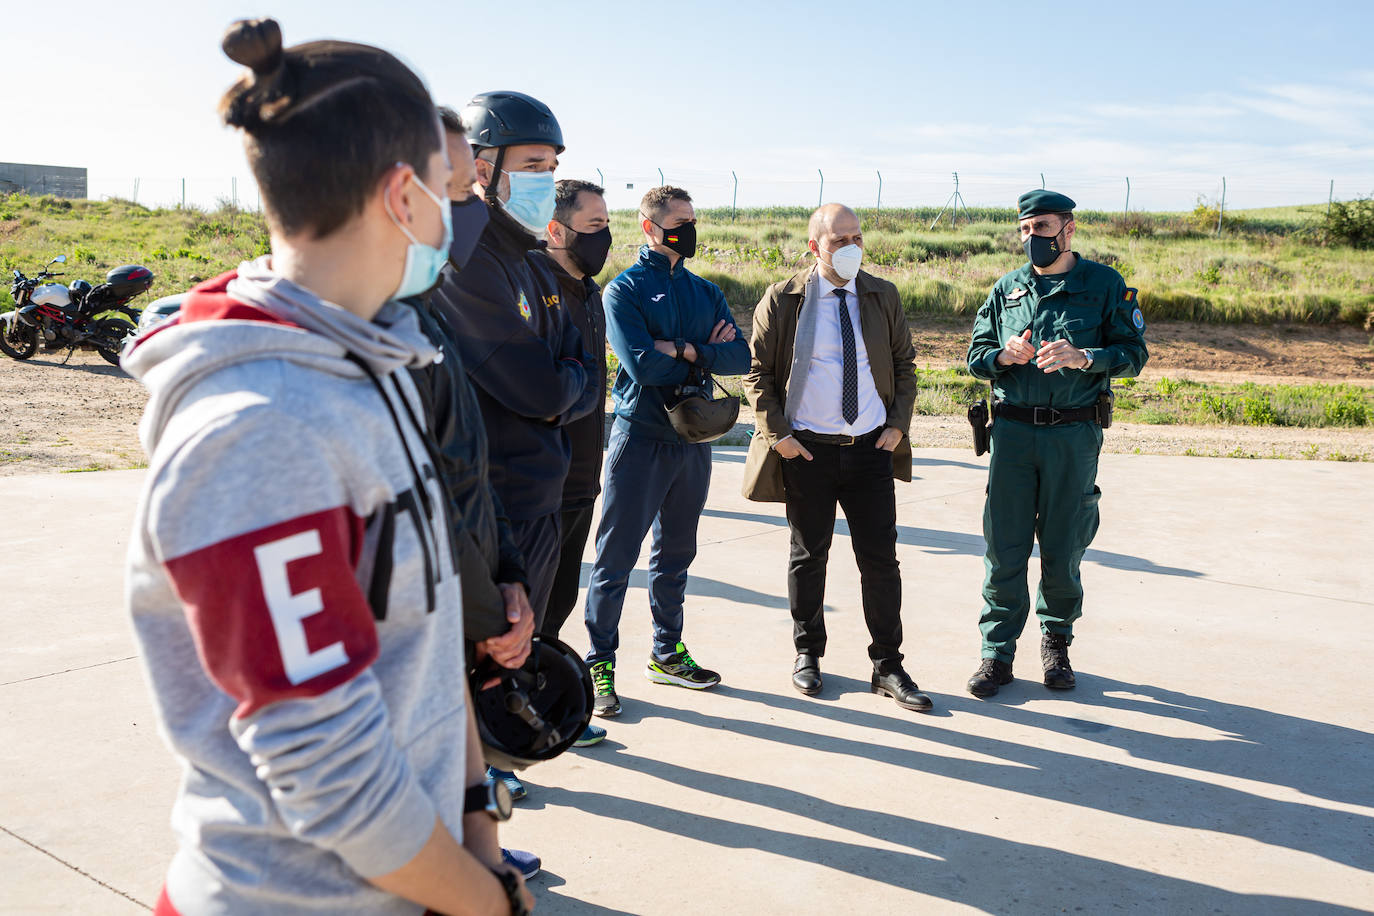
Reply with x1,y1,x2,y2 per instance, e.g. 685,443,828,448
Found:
449,196,490,271
558,224,613,277
655,219,697,259
1023,222,1067,269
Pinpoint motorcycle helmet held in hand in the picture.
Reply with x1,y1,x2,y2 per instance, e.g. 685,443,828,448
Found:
470,636,592,771
665,371,740,444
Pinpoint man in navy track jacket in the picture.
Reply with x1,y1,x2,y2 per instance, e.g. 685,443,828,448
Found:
582,185,750,718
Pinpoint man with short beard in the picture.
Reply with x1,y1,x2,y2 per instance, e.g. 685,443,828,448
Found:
531,178,612,748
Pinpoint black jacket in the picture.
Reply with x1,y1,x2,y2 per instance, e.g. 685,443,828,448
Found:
408,295,526,641
533,252,607,508
430,207,599,521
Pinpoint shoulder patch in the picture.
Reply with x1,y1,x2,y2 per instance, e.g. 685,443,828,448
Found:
1007,288,1027,300
1124,287,1138,302
517,290,532,322
1132,307,1145,330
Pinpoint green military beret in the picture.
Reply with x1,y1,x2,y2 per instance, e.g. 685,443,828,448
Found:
1017,189,1076,219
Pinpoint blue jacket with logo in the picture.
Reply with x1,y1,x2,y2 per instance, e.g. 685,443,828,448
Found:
603,246,750,442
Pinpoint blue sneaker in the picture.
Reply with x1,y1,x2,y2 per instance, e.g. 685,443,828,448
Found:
486,765,526,801
502,847,540,880
573,723,606,747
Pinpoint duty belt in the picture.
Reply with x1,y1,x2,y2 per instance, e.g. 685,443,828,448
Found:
793,427,882,446
993,401,1100,427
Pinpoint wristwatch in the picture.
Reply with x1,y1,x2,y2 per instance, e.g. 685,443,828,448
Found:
674,337,686,360
464,778,513,822
1080,348,1095,370
490,867,530,916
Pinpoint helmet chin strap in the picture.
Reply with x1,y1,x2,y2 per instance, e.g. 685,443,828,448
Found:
483,146,507,206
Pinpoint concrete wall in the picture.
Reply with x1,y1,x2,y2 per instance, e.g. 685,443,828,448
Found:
0,162,88,198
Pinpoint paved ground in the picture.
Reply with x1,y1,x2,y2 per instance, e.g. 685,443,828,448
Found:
2,449,1372,914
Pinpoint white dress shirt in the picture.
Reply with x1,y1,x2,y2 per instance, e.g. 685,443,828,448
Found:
790,272,888,436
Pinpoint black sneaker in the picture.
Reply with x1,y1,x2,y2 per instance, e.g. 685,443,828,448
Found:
645,642,720,689
1041,633,1076,690
967,658,1014,697
589,660,621,717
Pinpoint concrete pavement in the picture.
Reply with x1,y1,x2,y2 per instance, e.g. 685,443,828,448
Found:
2,450,1372,914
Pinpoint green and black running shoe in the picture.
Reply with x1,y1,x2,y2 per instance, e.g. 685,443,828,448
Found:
645,642,720,689
589,660,621,717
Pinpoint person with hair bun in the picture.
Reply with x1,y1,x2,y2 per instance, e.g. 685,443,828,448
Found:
122,18,533,916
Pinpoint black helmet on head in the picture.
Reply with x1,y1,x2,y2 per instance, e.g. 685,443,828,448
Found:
460,90,563,206
469,635,592,771
461,90,564,153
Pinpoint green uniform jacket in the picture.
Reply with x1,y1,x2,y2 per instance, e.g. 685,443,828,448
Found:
742,266,917,502
968,256,1148,407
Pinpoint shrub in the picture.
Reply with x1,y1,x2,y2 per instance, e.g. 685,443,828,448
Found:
1195,263,1223,286
1323,394,1369,426
1323,195,1374,249
1202,393,1241,423
1241,397,1280,425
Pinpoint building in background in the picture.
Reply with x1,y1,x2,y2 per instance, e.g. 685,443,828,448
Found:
0,163,87,198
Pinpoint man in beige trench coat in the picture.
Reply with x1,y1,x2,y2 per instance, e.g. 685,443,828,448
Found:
742,203,931,712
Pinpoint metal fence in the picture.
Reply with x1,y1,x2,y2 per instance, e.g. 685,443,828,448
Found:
8,166,1371,220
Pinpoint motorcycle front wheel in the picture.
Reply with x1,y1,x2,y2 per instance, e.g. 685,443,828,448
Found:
91,316,136,366
0,315,38,360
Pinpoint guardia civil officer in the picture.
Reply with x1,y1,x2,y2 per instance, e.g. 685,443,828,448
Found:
966,190,1148,698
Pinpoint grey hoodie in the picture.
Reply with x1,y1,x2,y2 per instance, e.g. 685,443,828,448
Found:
123,260,465,915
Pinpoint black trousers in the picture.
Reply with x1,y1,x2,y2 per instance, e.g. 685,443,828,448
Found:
510,512,562,632
780,432,904,673
541,502,596,640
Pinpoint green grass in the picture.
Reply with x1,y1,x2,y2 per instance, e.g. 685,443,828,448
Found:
602,204,1374,327
6,193,1374,329
900,366,1372,430
1,193,268,313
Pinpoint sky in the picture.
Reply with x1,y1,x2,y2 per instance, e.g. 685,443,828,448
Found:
7,0,1374,213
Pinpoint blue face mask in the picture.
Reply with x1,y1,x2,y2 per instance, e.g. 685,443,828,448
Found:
386,171,452,300
501,169,556,234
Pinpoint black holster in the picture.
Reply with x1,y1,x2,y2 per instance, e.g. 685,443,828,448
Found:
968,399,991,456
1096,389,1114,429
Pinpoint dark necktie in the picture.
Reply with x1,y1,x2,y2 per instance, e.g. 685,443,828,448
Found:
836,287,858,424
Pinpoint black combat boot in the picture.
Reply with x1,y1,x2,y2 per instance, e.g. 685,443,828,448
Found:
1041,633,1076,690
967,658,1014,698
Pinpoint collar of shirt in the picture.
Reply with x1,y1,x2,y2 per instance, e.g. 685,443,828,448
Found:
816,270,857,301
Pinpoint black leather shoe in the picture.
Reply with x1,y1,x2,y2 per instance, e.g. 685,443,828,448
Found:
792,653,822,695
967,658,1014,698
1041,633,1076,690
870,668,933,712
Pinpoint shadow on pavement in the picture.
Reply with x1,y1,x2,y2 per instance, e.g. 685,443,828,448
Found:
540,768,1349,913
624,684,1374,873
947,673,1374,810
700,508,1203,578
529,870,638,915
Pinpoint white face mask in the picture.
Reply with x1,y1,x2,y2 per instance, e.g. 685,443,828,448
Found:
824,243,863,281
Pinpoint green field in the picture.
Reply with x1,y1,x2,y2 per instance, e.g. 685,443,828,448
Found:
3,192,1371,451
610,203,1374,329
4,193,1373,328
909,366,1371,430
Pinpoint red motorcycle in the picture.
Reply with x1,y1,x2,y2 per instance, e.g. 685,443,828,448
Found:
0,255,152,365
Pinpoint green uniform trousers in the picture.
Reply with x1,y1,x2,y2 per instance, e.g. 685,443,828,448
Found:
979,417,1103,663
